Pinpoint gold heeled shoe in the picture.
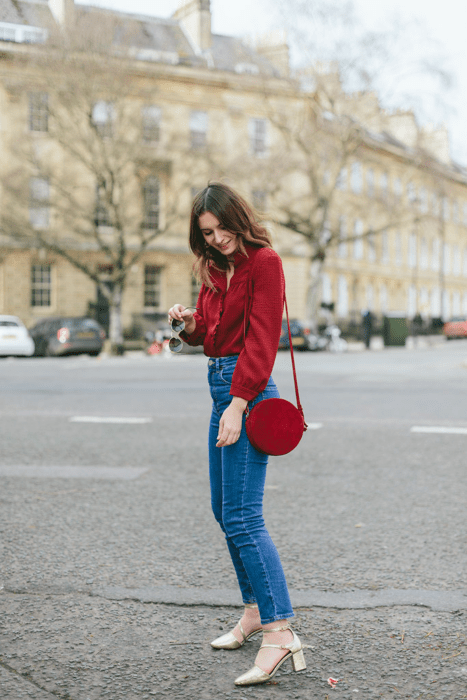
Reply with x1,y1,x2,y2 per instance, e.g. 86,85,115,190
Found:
234,625,306,686
211,604,261,650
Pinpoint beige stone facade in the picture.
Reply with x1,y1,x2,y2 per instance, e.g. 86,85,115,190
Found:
0,0,466,338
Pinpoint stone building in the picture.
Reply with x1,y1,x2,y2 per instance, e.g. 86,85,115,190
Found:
0,0,466,341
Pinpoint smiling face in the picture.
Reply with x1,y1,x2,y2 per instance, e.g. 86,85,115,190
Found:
199,211,238,258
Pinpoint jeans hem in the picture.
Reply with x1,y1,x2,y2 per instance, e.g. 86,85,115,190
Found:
260,612,295,625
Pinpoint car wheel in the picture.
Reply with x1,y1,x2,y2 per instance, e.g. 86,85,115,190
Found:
89,350,101,357
44,343,54,357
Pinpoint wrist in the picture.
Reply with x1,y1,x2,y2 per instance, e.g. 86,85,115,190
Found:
231,396,248,412
183,319,196,335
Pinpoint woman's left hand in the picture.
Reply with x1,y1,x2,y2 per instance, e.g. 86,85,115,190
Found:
217,396,248,447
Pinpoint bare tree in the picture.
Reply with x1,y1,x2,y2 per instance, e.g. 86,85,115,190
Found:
1,14,182,350
217,0,453,321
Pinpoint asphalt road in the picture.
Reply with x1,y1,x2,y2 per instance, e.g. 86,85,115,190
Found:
1,341,466,699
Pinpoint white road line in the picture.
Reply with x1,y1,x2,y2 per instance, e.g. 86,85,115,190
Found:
70,416,152,424
307,423,323,430
411,426,467,435
0,466,149,480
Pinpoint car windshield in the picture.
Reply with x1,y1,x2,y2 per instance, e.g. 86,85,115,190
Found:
64,318,100,331
0,321,19,327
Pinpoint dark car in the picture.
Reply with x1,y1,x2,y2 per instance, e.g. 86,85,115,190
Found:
30,317,105,357
278,319,310,351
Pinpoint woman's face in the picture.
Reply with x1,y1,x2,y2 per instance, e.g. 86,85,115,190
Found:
199,211,238,258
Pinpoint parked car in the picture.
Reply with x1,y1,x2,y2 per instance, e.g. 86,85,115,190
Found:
0,315,35,357
29,317,105,357
278,319,310,351
443,317,467,340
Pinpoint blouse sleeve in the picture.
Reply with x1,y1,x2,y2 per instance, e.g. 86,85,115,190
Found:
230,248,285,401
180,285,207,347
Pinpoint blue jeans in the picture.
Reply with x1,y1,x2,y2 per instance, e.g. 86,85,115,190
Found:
208,355,294,624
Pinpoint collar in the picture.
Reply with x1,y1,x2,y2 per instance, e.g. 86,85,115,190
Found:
232,243,255,268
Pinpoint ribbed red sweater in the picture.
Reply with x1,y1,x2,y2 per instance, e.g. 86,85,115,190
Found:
182,244,285,401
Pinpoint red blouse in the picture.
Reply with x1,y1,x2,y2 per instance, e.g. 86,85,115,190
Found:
182,244,285,401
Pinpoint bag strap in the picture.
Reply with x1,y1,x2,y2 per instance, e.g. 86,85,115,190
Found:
284,296,306,422
243,269,307,428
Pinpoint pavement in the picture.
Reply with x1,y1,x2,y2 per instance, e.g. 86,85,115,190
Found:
1,343,466,700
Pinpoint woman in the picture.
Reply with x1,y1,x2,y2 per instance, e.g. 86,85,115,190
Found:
168,183,306,686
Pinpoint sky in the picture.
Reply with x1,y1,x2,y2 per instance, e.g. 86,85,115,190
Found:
76,0,467,165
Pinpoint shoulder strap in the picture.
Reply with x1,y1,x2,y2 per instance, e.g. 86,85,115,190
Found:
243,269,307,427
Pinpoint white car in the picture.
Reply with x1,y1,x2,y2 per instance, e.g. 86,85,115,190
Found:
0,315,35,357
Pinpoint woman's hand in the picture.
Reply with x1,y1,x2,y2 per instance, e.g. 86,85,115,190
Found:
217,396,248,447
168,304,196,335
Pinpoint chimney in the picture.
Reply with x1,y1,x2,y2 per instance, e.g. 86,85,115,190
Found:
49,0,75,27
173,0,212,52
255,31,290,78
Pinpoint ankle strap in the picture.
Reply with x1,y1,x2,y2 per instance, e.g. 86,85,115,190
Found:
262,624,290,633
244,603,258,609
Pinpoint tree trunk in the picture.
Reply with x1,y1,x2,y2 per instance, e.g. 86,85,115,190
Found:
108,285,124,354
305,259,324,328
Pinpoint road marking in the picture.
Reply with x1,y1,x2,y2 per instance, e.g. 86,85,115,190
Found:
70,416,152,424
307,422,323,430
411,426,467,435
0,465,149,480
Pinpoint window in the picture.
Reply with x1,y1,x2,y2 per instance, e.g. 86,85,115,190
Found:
442,289,450,320
419,187,428,214
92,101,115,138
432,193,440,218
249,118,268,157
408,232,417,268
338,216,347,258
380,284,388,314
407,182,416,206
393,177,402,201
29,92,48,132
407,285,417,317
143,176,160,230
353,219,363,260
191,275,201,308
366,283,374,311
366,168,375,198
367,231,376,263
381,230,389,264
380,172,388,200
29,177,50,229
31,264,51,307
431,238,440,271
142,105,161,142
350,161,362,194
336,167,347,191
337,275,348,317
443,243,451,275
452,200,459,224
452,291,461,317
144,265,162,308
431,287,440,317
252,190,267,211
94,182,111,228
395,231,402,266
442,197,449,221
420,237,428,269
453,245,461,276
190,110,208,150
463,291,467,315
321,273,332,304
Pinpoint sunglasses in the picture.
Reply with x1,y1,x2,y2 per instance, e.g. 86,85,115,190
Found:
168,307,197,353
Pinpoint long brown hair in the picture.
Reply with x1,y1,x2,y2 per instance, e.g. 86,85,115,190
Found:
189,183,272,287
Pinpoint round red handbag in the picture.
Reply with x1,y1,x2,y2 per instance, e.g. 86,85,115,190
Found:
245,397,306,456
245,298,307,456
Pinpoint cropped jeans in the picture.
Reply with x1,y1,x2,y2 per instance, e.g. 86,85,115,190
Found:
208,355,294,624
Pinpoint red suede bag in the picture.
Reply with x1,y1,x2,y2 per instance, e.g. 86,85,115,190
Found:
245,298,307,456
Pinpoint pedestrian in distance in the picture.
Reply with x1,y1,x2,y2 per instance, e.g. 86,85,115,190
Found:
168,183,306,687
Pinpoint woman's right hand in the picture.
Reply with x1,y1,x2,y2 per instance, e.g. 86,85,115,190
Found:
168,304,196,335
